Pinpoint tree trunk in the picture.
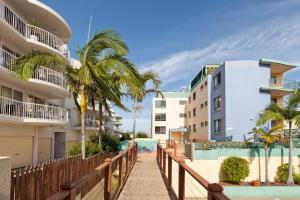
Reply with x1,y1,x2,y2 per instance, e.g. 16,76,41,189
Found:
80,85,86,159
264,144,269,185
132,98,137,141
98,101,103,147
287,121,294,184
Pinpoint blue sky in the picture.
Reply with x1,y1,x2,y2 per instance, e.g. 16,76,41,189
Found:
43,0,300,133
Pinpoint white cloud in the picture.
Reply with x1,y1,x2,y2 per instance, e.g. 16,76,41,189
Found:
141,14,300,85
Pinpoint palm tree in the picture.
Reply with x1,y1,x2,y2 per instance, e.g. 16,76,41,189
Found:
12,30,142,159
256,90,300,184
249,125,283,185
130,71,163,140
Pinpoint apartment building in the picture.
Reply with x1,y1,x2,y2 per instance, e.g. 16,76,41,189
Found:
151,59,298,142
187,64,219,141
0,0,71,168
151,91,189,142
210,59,297,141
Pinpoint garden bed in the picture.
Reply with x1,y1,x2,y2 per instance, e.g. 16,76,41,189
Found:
220,181,300,186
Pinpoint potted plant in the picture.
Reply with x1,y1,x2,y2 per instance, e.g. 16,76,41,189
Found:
251,179,260,186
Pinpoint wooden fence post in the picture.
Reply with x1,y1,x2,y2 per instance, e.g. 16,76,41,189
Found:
190,142,193,162
167,152,172,190
159,147,163,170
178,159,185,200
162,149,166,177
118,153,124,189
207,183,223,200
60,182,77,200
104,158,112,200
126,150,129,176
156,144,159,162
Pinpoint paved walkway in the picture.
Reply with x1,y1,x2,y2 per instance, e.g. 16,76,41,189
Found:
118,153,172,200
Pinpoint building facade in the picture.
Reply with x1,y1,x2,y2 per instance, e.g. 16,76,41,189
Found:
151,91,188,142
0,0,123,169
151,59,297,142
0,0,71,168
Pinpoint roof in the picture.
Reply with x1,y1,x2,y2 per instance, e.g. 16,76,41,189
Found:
259,58,297,68
158,91,189,98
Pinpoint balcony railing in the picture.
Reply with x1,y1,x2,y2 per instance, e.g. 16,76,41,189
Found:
0,96,66,122
269,77,298,90
0,48,67,89
0,0,69,58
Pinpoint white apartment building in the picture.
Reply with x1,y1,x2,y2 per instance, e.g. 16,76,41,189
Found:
151,91,188,142
0,0,72,168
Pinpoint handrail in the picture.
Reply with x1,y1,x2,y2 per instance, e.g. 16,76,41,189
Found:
0,0,70,58
157,144,230,200
0,48,67,89
46,143,138,200
0,96,66,122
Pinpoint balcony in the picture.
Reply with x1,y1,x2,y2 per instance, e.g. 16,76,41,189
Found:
73,119,100,131
0,0,70,58
0,96,66,125
260,77,297,96
0,48,69,98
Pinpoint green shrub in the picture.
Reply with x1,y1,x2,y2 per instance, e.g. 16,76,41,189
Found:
89,133,100,144
101,133,119,152
121,132,132,141
294,174,300,185
68,142,101,157
276,163,296,183
136,132,149,138
68,143,81,156
221,157,249,183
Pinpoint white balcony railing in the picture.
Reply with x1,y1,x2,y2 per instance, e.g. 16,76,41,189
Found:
0,96,66,122
0,0,69,58
269,77,298,90
0,48,67,89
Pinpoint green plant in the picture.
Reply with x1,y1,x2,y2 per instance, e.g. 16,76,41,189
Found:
257,90,300,184
121,132,132,141
101,133,120,152
68,143,81,156
135,132,149,138
221,157,250,183
68,142,101,157
276,163,296,183
294,174,300,185
89,133,99,144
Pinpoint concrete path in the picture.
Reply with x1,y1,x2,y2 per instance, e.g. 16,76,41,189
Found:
118,153,172,200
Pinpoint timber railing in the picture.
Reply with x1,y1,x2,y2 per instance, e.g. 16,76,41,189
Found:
46,143,138,200
10,153,114,200
157,144,230,200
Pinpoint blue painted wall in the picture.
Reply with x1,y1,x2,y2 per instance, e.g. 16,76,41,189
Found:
211,60,271,141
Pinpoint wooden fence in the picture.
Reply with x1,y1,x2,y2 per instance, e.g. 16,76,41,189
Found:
10,153,114,200
157,144,230,200
46,143,138,200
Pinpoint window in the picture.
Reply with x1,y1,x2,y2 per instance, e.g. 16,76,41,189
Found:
193,124,197,132
201,85,204,90
155,113,166,121
188,125,191,132
179,100,187,105
193,108,196,116
193,92,196,100
13,90,23,101
214,119,222,134
270,76,277,84
271,98,277,104
1,86,12,98
189,97,191,103
155,126,166,134
179,113,187,118
201,103,204,109
214,96,222,111
214,73,221,88
188,111,191,118
155,100,166,108
205,81,207,86
205,101,208,107
205,121,208,126
201,122,204,127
